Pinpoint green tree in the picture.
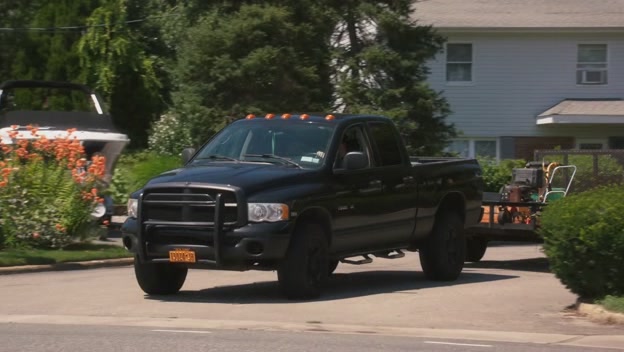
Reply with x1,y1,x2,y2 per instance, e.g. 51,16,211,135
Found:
326,0,455,155
5,0,100,82
170,2,334,146
78,0,168,148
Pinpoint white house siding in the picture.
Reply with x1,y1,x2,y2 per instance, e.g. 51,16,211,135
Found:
425,31,624,158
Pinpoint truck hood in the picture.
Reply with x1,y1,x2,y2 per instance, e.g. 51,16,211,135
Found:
144,162,317,196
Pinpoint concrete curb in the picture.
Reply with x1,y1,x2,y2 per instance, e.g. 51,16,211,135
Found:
577,302,624,326
0,257,133,275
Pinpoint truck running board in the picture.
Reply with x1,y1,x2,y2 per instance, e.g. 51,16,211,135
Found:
341,254,373,265
373,249,405,259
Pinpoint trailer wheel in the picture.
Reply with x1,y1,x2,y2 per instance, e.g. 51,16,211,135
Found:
465,238,488,262
134,256,188,295
277,223,329,299
419,212,465,281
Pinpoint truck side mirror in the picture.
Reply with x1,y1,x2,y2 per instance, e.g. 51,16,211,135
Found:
181,147,196,164
343,152,368,170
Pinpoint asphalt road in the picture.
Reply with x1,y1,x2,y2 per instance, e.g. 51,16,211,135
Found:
0,244,622,350
0,323,617,352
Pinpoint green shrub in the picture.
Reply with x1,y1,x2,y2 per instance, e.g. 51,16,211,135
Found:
539,185,624,299
107,150,182,204
477,157,527,192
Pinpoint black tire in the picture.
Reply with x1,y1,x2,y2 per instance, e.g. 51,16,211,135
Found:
419,212,466,281
134,256,188,295
328,260,339,275
277,223,329,300
465,238,488,262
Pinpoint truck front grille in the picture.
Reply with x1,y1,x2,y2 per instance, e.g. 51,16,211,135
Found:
141,187,240,226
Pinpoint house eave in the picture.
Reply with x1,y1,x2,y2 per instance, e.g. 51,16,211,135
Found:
430,27,624,34
537,115,624,125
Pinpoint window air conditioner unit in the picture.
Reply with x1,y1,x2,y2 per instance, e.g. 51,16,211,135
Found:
581,70,606,84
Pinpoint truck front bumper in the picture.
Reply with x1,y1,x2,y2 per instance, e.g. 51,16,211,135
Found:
121,217,292,268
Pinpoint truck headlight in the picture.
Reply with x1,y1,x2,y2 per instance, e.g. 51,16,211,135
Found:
248,203,289,222
127,198,138,218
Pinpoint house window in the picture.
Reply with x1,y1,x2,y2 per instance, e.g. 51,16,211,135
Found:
577,138,606,150
446,43,473,82
475,140,497,158
577,44,607,85
446,139,497,159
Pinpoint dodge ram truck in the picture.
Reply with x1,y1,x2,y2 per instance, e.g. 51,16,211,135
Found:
122,113,484,299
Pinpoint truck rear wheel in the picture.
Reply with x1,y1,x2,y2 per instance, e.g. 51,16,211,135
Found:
419,212,465,281
465,238,488,262
277,223,329,299
134,256,188,295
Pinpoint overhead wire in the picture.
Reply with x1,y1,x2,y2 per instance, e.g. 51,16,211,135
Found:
0,13,180,33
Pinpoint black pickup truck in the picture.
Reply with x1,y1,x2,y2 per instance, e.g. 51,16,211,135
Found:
122,113,483,299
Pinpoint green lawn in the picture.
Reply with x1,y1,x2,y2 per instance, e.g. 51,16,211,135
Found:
0,243,132,267
597,296,624,314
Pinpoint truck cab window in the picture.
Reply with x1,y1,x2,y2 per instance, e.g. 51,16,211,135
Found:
334,125,370,169
368,122,403,166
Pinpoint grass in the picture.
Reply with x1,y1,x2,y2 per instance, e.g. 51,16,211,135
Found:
596,295,624,314
0,242,132,267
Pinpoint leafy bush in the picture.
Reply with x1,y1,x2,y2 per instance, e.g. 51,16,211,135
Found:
477,157,527,192
147,112,193,156
540,185,624,299
0,127,107,249
108,150,182,204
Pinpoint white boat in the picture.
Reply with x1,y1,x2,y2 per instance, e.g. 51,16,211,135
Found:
0,80,130,223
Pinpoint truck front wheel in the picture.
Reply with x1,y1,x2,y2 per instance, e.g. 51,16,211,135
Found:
134,256,188,295
277,223,329,299
419,212,465,281
465,238,488,262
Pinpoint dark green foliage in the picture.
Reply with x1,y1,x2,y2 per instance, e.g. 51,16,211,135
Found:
171,3,334,146
108,151,182,204
477,157,527,192
326,0,456,155
540,185,624,299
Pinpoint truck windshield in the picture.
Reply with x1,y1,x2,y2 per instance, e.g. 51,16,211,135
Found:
193,121,335,169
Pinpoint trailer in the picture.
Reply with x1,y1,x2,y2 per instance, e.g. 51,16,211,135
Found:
465,160,576,262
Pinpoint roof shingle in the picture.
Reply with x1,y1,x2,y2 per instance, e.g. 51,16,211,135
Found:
411,0,624,29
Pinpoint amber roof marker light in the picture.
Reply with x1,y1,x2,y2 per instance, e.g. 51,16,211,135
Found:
245,114,256,120
281,113,292,119
265,113,276,119
300,114,310,120
325,114,335,121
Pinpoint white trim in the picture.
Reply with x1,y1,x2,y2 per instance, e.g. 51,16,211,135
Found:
537,115,624,125
435,27,624,34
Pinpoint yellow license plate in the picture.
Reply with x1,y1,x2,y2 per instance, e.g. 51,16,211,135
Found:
169,249,196,263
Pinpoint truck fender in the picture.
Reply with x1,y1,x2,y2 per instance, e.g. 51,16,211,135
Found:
292,206,333,246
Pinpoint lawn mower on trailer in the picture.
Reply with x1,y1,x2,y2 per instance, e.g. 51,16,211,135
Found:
465,160,576,262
